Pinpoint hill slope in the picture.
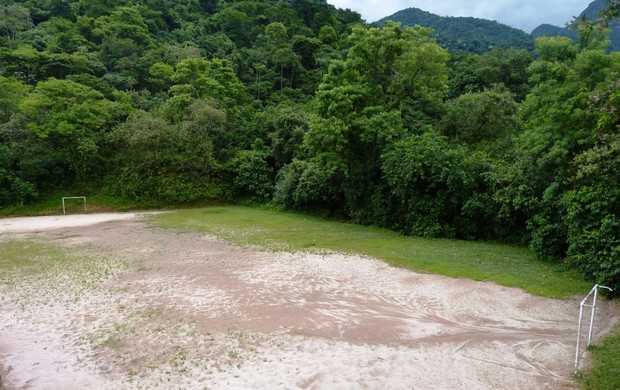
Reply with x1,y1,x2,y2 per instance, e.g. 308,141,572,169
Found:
531,0,619,51
377,7,534,54
531,24,577,40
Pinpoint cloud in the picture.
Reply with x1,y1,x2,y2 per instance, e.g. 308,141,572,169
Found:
327,0,592,32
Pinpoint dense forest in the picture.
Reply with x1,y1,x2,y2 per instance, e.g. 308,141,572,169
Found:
0,0,619,292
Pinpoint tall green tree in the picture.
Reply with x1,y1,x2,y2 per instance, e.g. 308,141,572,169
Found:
167,58,246,112
511,36,620,266
19,78,131,182
0,4,33,42
441,86,521,154
280,22,450,217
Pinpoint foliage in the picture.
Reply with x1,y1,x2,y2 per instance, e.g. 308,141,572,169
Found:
509,35,620,290
231,139,274,202
381,131,496,239
447,48,532,101
576,0,620,52
108,100,230,204
441,86,521,151
564,135,620,291
169,58,247,109
287,22,450,219
0,167,38,206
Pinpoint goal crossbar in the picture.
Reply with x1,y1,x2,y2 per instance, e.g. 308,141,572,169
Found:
62,196,86,215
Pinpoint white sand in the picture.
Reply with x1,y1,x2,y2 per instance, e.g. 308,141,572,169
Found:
0,213,144,233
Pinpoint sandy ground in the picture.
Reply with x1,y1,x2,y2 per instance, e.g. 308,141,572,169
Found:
0,213,618,390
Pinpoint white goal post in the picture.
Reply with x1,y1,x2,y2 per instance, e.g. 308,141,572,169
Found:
62,196,86,215
574,284,613,371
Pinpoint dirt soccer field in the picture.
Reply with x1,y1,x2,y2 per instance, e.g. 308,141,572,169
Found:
1,213,618,389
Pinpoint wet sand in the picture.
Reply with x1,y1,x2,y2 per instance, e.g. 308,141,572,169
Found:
1,213,618,389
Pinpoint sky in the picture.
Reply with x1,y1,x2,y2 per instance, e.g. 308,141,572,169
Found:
328,0,594,33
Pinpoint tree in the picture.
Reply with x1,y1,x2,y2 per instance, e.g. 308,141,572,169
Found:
208,6,255,47
0,45,41,84
180,99,228,171
231,139,274,202
38,16,94,54
381,131,475,237
0,76,30,123
19,78,131,182
564,134,620,291
0,4,32,42
254,103,310,169
0,167,38,206
147,62,174,91
168,58,247,110
109,101,229,204
78,0,126,18
93,6,152,46
447,49,532,101
441,86,521,154
512,36,620,262
291,22,449,217
108,110,186,202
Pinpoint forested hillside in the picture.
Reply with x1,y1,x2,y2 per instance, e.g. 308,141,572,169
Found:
377,7,534,54
531,0,620,51
531,24,578,41
0,0,619,292
581,0,620,51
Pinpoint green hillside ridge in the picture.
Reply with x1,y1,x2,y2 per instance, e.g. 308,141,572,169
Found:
380,2,619,53
531,23,578,40
530,0,620,51
377,7,534,54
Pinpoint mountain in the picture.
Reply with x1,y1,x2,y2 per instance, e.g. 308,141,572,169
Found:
581,0,620,50
531,0,619,51
377,7,534,54
531,24,577,40
380,1,619,54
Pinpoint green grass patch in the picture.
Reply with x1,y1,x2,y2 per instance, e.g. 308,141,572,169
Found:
153,205,592,298
0,238,128,297
578,324,620,389
0,239,78,281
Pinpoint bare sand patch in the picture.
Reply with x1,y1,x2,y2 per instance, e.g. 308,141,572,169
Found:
0,213,148,233
0,213,618,389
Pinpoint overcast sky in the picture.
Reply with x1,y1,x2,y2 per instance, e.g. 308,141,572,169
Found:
328,0,594,33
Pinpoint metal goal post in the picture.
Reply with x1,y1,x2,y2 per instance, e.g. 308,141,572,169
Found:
62,196,86,215
574,284,613,371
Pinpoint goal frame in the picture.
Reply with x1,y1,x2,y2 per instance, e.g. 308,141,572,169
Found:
574,284,613,371
62,196,86,215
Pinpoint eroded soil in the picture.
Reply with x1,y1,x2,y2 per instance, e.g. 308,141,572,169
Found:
1,213,618,389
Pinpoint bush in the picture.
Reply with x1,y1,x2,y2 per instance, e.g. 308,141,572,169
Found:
0,168,38,206
108,167,223,205
231,147,274,202
564,186,620,293
563,135,620,293
381,132,478,238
